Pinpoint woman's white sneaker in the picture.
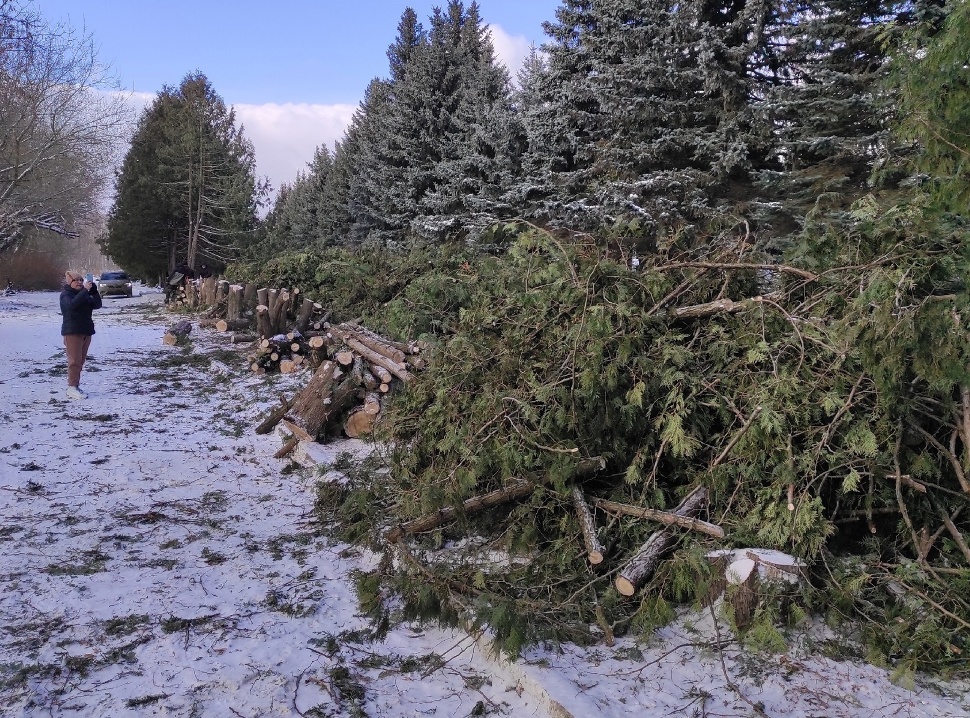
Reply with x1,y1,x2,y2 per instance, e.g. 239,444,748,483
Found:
66,386,86,400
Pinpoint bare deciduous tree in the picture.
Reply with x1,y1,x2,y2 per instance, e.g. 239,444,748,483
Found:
0,0,132,255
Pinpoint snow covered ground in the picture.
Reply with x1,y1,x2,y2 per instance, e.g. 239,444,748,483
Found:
1,290,968,718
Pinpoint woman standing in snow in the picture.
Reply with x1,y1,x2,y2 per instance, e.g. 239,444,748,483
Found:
60,270,102,400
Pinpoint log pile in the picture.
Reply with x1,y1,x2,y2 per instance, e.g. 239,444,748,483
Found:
249,332,313,374
258,320,425,443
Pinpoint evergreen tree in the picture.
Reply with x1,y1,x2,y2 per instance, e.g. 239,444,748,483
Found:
103,73,262,277
755,0,916,248
416,1,518,239
523,0,777,238
895,0,969,213
264,145,333,252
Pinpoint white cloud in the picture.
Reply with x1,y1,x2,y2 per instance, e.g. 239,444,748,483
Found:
112,25,538,207
233,103,357,194
488,23,535,81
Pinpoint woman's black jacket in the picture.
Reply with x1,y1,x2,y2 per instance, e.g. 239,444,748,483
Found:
60,285,103,336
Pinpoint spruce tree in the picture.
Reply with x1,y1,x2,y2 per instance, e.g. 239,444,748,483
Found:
524,0,775,239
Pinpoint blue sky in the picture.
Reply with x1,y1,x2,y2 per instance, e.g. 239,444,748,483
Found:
33,0,562,195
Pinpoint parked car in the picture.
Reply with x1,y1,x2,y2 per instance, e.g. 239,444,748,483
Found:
96,270,134,297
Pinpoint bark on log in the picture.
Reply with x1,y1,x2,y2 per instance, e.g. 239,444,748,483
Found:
615,486,709,596
227,284,244,322
295,297,317,334
369,363,393,385
346,322,419,355
214,280,230,305
288,373,359,440
274,436,300,459
267,289,290,336
255,304,273,339
286,361,339,439
257,287,269,309
385,480,536,542
329,324,407,364
572,486,604,564
215,318,251,332
243,283,258,313
592,498,725,538
230,332,257,344
162,320,192,345
362,392,381,415
201,276,216,305
254,394,294,434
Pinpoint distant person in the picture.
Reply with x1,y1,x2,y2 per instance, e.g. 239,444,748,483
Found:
198,263,213,280
60,271,102,400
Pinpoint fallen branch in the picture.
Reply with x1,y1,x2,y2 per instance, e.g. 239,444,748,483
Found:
615,486,709,597
386,480,535,543
593,498,725,539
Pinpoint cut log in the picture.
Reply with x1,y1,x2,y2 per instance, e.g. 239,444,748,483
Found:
214,279,230,305
329,324,407,364
267,289,290,336
279,359,298,374
592,498,725,539
362,392,382,415
227,284,244,322
285,361,338,438
295,297,317,334
335,349,355,366
215,318,251,332
369,363,393,385
385,480,536,543
347,322,419,355
615,486,709,597
725,557,759,629
162,320,192,345
243,283,258,313
254,394,294,434
361,369,379,391
274,435,300,459
572,486,604,564
230,332,257,344
307,335,327,349
344,407,377,438
346,337,413,382
255,304,273,339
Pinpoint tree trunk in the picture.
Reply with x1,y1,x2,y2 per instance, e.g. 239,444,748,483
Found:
255,304,273,339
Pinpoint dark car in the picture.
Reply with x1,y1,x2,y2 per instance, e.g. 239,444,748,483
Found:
97,270,134,298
